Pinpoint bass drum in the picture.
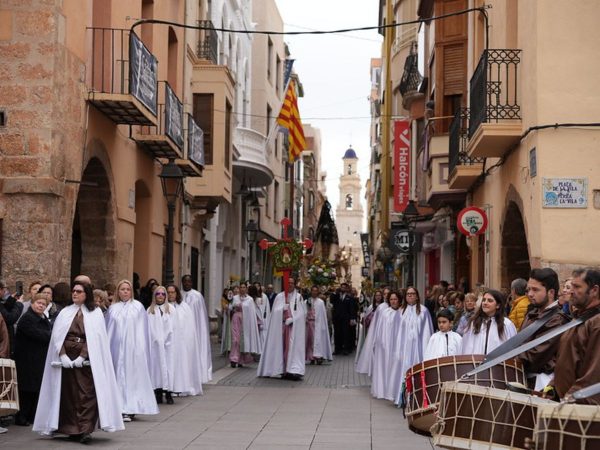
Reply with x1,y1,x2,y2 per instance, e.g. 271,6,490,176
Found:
0,358,19,416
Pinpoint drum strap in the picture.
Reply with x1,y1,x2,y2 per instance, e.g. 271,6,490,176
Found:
483,303,561,363
463,307,600,380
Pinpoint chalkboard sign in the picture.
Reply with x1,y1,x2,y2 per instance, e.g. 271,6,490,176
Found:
129,32,158,116
165,83,184,149
188,114,205,167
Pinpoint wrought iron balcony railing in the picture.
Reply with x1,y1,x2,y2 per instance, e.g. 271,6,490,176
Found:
449,108,484,176
399,45,423,96
197,20,219,64
468,49,522,138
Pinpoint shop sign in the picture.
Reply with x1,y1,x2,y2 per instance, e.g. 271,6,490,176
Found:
165,83,184,149
188,114,205,167
457,206,488,237
393,119,410,212
389,225,412,254
129,32,158,116
542,178,587,208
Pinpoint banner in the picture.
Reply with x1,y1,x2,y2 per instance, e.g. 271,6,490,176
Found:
393,120,411,212
129,32,158,116
360,233,371,270
165,83,184,149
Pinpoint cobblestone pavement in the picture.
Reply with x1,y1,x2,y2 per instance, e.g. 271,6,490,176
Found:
0,351,432,449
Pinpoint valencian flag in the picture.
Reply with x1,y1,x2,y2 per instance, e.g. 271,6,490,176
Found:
277,80,306,162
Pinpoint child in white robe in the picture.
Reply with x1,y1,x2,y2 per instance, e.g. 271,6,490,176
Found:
424,309,462,360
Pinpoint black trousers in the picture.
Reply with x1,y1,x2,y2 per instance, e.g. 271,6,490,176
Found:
334,320,354,353
16,390,39,423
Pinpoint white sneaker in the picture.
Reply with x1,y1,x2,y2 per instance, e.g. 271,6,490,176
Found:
0,426,7,434
122,415,131,422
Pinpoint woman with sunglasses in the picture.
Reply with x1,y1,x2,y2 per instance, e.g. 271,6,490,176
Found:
33,281,123,443
147,286,175,404
106,279,158,422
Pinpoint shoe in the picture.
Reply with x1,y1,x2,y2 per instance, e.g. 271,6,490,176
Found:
288,374,303,381
230,362,237,368
14,417,30,426
165,392,174,405
0,426,6,434
155,389,163,404
122,414,131,422
237,364,243,368
80,433,92,444
68,434,83,441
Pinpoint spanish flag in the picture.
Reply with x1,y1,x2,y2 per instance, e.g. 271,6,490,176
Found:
277,80,306,162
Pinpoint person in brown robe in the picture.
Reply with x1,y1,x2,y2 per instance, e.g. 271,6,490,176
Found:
549,267,600,403
519,268,569,389
0,313,9,358
57,283,98,443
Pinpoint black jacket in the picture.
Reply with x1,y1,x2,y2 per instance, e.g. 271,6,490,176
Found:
0,295,24,355
14,308,51,392
331,292,358,323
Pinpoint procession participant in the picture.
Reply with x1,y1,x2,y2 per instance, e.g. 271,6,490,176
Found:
371,292,401,400
73,274,92,287
147,286,174,405
460,289,517,355
181,275,212,382
105,279,158,422
33,282,124,442
257,277,306,380
230,284,262,368
306,285,332,364
516,268,570,390
14,293,52,426
394,287,433,405
355,291,388,375
424,309,462,360
265,284,276,310
331,282,358,355
220,288,233,355
456,292,477,335
547,268,600,403
252,284,270,349
508,278,530,329
166,284,203,397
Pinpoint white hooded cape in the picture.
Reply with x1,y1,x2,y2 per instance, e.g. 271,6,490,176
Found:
232,295,262,354
460,317,517,355
356,302,388,375
147,304,173,390
311,297,333,360
370,305,400,400
105,299,158,415
33,304,124,435
169,302,203,395
394,304,433,404
182,288,212,382
424,330,463,360
257,290,306,377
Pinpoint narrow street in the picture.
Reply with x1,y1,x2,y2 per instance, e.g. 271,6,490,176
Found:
1,354,430,450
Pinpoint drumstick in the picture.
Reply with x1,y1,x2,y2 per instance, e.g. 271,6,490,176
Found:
50,361,91,367
567,382,600,403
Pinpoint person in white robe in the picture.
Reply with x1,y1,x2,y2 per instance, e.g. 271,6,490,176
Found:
105,280,158,422
460,289,517,355
355,290,385,367
356,299,389,375
167,284,203,396
33,281,124,442
181,275,212,382
229,284,262,367
220,288,233,355
306,286,333,364
371,294,401,400
394,288,433,405
146,286,174,404
257,277,306,380
424,309,463,360
253,285,271,349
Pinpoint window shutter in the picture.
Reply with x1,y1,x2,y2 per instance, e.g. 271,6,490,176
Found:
193,94,213,165
443,43,465,95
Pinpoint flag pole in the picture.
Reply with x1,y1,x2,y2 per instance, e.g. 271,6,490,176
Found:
264,77,292,152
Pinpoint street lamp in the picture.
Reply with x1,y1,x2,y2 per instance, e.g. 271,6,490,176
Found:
245,219,258,282
159,158,184,285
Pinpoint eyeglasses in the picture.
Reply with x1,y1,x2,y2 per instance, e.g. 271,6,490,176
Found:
155,292,166,297
406,292,417,296
72,289,84,294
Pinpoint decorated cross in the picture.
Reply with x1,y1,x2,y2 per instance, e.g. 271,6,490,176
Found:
259,217,312,303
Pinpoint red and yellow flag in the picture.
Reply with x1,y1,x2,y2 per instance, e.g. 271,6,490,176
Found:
277,80,306,162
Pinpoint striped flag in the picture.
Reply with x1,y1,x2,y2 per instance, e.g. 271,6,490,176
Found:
277,80,306,162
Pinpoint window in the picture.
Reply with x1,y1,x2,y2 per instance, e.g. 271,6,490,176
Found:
193,93,213,165
309,191,315,210
225,100,232,170
348,164,353,175
267,37,273,81
266,104,272,137
265,185,271,218
345,194,353,209
274,181,279,221
276,55,281,92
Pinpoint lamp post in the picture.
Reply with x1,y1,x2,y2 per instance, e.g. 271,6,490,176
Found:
402,200,420,287
245,219,258,283
159,158,184,285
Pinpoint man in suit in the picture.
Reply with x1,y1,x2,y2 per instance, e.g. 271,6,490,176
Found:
331,283,358,355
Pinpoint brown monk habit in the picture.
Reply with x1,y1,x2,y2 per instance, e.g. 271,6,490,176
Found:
553,306,600,403
57,309,99,435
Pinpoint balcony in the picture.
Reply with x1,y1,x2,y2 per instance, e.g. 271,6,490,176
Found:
233,127,273,188
87,28,157,126
133,82,184,160
197,20,219,64
448,108,484,190
467,49,522,158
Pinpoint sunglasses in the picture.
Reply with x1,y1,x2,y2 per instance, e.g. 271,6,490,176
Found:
72,289,84,294
155,292,166,297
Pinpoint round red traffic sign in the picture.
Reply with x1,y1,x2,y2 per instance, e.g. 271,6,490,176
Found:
457,207,488,237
